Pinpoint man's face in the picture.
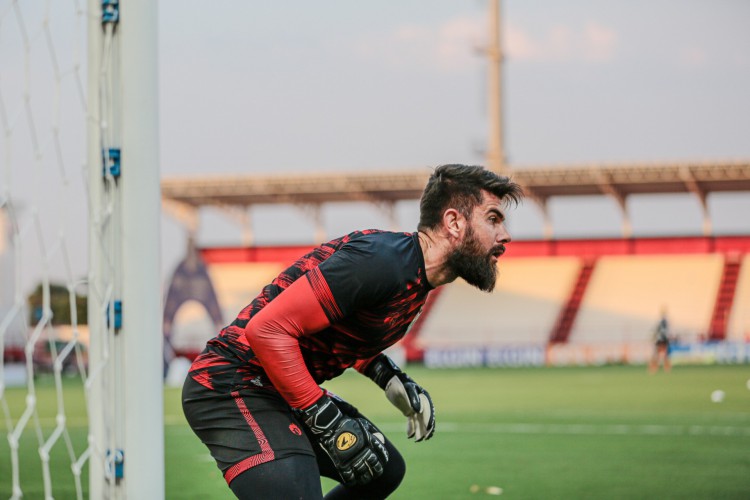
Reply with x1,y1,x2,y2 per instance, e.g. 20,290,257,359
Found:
447,192,511,292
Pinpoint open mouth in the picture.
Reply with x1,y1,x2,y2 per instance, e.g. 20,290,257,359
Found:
490,246,505,260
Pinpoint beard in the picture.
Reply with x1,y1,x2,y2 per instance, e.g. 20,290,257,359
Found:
446,226,501,292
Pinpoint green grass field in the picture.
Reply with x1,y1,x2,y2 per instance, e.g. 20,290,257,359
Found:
2,364,749,499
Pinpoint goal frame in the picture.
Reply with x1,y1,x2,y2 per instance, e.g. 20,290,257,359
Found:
87,0,164,497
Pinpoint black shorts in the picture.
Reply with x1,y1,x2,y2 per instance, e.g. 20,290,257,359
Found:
182,375,374,485
182,375,317,484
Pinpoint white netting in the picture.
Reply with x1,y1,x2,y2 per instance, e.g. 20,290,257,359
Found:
0,1,92,498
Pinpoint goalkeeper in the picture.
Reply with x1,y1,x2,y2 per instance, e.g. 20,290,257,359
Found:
182,164,522,499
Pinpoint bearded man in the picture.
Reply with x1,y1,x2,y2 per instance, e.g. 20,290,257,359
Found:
182,164,523,499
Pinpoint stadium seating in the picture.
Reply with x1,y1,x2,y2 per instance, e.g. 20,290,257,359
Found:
417,257,581,347
165,238,750,365
207,262,285,319
571,254,724,345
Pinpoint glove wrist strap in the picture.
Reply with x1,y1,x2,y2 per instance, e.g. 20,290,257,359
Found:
301,395,342,434
364,354,402,390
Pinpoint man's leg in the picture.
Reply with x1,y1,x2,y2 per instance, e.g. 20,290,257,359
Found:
229,454,323,500
319,437,405,500
182,376,319,496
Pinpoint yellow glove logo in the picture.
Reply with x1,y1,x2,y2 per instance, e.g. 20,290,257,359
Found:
336,432,357,451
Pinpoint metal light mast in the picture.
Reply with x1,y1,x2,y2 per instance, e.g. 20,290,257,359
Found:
486,0,506,174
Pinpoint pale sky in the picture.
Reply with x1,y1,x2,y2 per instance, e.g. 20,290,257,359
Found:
2,0,750,294
158,0,750,254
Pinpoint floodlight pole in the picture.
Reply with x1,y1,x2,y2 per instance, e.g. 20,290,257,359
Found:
486,0,506,174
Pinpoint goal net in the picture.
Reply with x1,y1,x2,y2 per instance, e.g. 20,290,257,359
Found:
1,1,163,498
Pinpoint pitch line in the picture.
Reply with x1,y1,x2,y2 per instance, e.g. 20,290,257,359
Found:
377,422,750,437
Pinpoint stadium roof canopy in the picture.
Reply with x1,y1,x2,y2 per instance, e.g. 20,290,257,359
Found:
161,159,750,238
162,159,750,207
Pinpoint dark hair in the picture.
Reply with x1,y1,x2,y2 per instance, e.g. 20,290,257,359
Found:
418,164,523,231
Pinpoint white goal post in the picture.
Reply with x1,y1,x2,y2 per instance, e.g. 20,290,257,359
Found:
87,0,164,498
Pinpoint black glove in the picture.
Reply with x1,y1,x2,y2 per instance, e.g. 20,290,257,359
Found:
365,354,436,442
300,394,389,486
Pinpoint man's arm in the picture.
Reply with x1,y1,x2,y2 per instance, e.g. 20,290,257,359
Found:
244,276,329,409
244,276,388,485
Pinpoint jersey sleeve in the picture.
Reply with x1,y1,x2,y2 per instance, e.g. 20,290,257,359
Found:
243,276,330,409
306,233,412,322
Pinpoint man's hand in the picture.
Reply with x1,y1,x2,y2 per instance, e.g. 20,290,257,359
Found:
365,354,436,442
300,395,389,486
385,371,435,441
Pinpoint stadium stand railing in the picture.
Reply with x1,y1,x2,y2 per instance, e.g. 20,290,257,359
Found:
549,258,597,344
708,254,742,340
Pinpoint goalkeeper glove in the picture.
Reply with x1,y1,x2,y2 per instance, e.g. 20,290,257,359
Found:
365,354,435,442
300,394,389,486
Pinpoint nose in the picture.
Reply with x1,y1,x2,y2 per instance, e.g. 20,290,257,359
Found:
498,223,511,244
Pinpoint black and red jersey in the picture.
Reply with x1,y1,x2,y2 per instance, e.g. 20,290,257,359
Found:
188,230,432,397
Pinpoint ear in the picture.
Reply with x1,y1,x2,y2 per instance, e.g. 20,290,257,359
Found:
442,208,465,239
